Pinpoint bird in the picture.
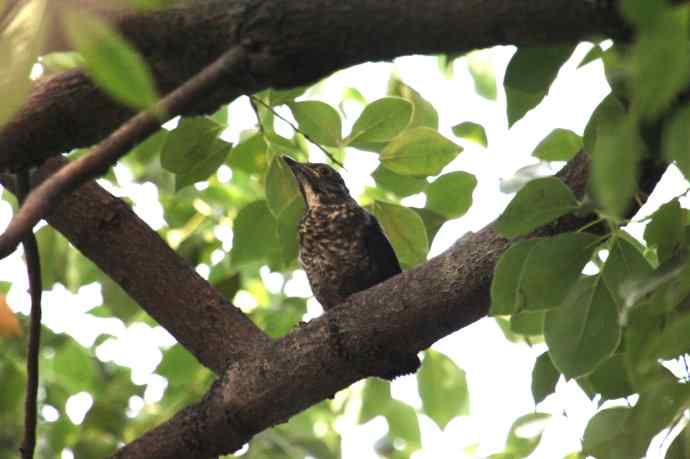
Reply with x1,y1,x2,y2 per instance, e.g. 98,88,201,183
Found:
283,156,420,379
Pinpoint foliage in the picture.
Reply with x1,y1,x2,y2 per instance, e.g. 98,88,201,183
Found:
1,0,690,458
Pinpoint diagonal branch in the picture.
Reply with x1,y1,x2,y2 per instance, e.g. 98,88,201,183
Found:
0,0,628,172
0,45,254,259
2,158,272,373
110,154,668,458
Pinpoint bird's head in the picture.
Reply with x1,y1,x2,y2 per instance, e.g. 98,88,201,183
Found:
283,156,351,208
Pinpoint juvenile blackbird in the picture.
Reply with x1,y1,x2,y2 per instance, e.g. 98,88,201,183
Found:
284,156,420,378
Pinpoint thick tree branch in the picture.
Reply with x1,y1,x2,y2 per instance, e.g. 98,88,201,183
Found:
1,158,272,374
111,154,668,458
0,0,626,172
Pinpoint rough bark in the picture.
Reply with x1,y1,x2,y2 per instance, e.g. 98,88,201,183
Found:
2,158,272,374
110,153,667,458
0,0,626,171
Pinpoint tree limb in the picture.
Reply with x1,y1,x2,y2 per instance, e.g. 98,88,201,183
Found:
1,157,272,374
0,0,627,172
111,154,668,458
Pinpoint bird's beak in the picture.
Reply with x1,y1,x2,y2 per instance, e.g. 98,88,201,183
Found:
282,156,319,206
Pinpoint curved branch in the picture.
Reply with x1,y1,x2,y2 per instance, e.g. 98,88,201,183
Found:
0,45,252,259
111,154,668,458
0,0,626,171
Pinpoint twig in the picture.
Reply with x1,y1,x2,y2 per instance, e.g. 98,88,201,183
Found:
249,95,344,168
0,45,249,260
248,96,265,135
17,171,42,459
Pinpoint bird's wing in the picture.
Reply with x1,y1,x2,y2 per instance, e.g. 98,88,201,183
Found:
364,212,402,281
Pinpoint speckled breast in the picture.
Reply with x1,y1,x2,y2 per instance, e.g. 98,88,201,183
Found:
297,203,370,307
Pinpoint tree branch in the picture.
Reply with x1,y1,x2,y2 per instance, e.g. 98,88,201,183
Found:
0,0,627,172
111,154,668,458
16,171,42,459
1,157,272,374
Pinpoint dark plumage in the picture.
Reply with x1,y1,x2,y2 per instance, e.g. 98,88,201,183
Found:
283,156,400,309
284,156,420,378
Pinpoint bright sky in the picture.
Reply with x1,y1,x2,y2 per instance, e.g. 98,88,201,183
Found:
1,43,688,459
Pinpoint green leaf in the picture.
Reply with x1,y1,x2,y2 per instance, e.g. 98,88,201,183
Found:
0,355,25,412
372,165,427,197
227,131,269,175
425,171,477,219
531,352,559,404
588,354,633,400
385,400,421,448
643,313,690,366
583,94,627,154
264,86,308,106
667,426,690,459
632,7,690,119
412,207,447,245
160,117,224,173
210,104,229,125
157,344,201,388
275,197,305,270
504,413,551,458
288,101,342,146
417,350,469,430
451,122,488,148
64,11,158,110
582,407,633,459
510,310,545,336
371,201,429,268
531,128,582,161
260,297,306,338
388,76,439,129
504,46,574,126
265,156,301,217
211,273,240,300
490,240,539,315
601,46,631,102
231,200,279,267
53,341,97,393
590,109,641,219
644,199,685,264
624,382,690,457
0,0,48,126
100,276,140,322
545,275,621,378
40,51,85,75
347,97,413,146
174,137,232,191
467,51,497,100
578,44,603,68
380,127,462,176
495,177,578,238
359,378,392,424
36,226,70,289
663,105,690,180
490,233,599,314
125,129,168,179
